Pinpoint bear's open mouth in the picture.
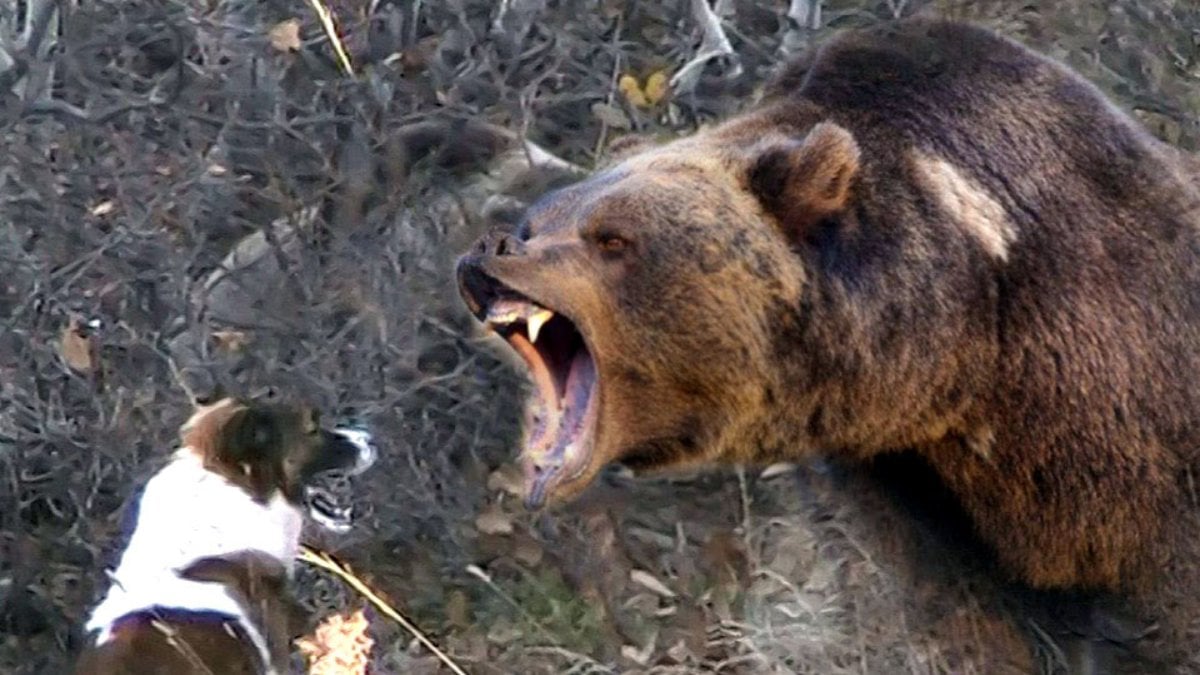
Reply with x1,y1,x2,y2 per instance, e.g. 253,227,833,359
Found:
484,296,599,508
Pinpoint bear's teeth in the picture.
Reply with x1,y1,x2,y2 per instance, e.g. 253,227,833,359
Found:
485,299,526,328
528,309,554,344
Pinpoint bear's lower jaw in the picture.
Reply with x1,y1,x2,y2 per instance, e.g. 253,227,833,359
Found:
520,344,599,509
478,296,602,508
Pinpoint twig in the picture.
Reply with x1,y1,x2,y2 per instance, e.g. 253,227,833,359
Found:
669,0,740,94
593,11,624,159
297,545,468,675
786,0,821,30
305,0,354,77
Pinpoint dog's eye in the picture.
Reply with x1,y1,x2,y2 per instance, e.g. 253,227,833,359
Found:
303,410,319,434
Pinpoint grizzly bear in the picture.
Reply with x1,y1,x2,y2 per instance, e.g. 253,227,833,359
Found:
456,19,1200,672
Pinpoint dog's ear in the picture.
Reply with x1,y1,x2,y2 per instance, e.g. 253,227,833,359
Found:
179,551,289,596
179,554,248,587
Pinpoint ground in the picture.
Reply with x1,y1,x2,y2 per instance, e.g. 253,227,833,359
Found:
1,1,1197,673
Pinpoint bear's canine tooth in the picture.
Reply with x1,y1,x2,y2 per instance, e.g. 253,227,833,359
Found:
528,308,554,344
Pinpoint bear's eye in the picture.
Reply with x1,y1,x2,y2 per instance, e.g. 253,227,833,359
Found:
596,233,629,255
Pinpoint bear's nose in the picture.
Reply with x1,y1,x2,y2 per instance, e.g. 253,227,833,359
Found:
472,230,527,258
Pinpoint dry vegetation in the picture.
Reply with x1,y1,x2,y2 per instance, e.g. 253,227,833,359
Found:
1,0,1197,673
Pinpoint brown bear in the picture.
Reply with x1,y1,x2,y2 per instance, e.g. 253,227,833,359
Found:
456,18,1200,672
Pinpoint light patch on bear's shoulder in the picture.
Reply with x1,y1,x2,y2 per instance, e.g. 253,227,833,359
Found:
912,152,1017,261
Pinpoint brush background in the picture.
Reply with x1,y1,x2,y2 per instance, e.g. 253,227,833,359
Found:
1,1,1197,673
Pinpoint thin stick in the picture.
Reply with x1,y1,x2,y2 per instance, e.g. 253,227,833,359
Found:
304,0,354,77
297,545,468,675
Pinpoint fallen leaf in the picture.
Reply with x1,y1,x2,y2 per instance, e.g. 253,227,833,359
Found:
592,101,631,129
618,74,647,107
512,533,543,567
486,464,524,496
474,503,514,535
620,632,657,665
211,330,249,353
759,462,795,480
619,71,670,109
666,639,691,663
600,0,625,19
445,589,471,629
268,19,302,53
60,318,95,373
630,569,676,598
644,70,670,105
295,608,373,675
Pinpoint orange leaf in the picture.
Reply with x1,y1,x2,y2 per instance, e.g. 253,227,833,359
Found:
296,608,373,675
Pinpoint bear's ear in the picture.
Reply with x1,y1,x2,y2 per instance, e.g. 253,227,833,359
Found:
746,122,860,242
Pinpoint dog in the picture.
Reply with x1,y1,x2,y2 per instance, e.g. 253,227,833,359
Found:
75,396,376,674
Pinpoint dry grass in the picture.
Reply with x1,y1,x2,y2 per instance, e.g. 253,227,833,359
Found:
299,545,467,675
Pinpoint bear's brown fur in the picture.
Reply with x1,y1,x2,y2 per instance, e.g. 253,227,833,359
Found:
457,19,1200,671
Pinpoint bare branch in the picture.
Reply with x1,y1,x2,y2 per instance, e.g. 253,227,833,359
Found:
670,0,742,95
786,0,822,30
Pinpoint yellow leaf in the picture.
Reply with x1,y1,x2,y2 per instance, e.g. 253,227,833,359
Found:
268,19,302,53
618,73,648,108
644,70,670,105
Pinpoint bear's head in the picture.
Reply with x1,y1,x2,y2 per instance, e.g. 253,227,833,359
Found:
457,111,862,507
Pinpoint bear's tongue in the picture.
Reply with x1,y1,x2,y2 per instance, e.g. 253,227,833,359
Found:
485,299,597,506
523,346,595,507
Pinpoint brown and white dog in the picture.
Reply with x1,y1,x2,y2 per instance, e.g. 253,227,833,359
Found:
75,397,376,674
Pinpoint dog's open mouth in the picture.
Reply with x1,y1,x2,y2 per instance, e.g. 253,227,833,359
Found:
305,427,377,533
484,296,599,508
304,480,354,533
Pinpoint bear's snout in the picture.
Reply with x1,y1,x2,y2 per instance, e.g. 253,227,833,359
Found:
455,256,503,320
471,229,527,258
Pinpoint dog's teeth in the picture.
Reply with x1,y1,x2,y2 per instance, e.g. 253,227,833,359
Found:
528,309,554,343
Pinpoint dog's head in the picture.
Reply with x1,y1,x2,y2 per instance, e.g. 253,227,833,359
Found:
179,397,376,530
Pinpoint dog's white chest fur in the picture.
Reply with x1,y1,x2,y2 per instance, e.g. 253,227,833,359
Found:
85,449,300,671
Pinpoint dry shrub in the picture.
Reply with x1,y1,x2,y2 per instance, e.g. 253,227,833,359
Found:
0,1,1195,673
